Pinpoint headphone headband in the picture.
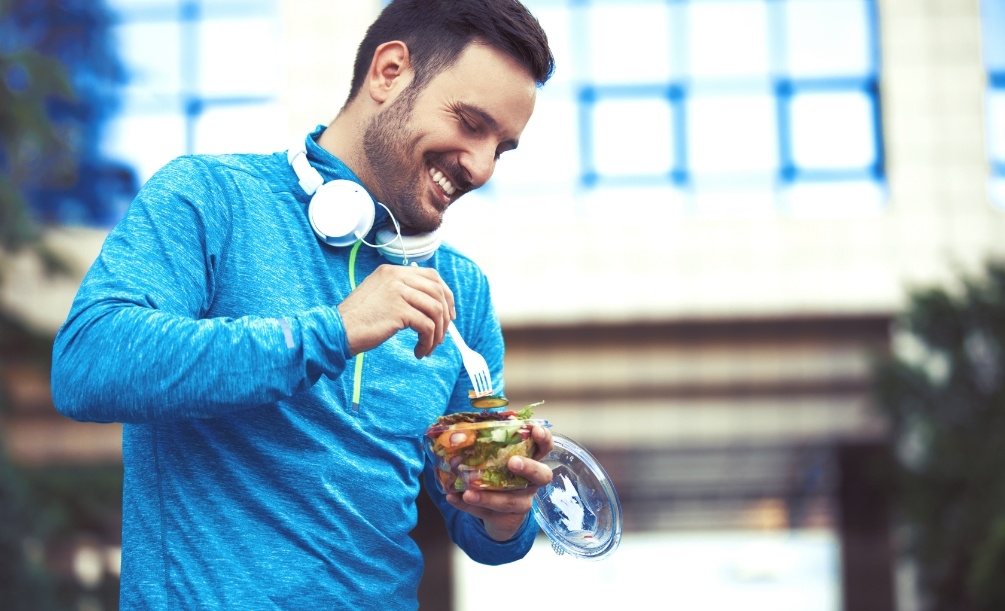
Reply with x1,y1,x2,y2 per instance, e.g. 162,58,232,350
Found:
287,139,324,195
288,134,440,263
375,227,442,265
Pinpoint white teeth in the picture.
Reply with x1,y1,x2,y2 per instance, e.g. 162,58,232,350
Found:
429,167,456,196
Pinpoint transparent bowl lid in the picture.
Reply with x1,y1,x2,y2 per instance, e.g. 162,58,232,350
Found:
531,433,623,561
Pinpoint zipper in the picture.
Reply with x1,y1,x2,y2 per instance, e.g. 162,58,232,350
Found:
348,241,364,412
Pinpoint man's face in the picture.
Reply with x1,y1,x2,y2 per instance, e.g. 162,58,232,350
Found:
362,43,538,233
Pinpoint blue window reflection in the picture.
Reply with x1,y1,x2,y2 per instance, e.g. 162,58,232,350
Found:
504,0,885,214
103,0,284,184
6,0,285,227
1,1,138,227
984,0,1005,209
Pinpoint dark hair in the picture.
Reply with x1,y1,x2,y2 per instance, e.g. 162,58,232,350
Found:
345,0,555,105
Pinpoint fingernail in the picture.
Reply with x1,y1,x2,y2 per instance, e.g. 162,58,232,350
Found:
510,457,524,470
467,492,480,503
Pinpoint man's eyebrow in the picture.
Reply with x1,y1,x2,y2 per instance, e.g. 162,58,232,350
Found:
458,102,520,150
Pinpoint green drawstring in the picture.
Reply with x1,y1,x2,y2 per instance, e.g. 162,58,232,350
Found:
348,241,364,411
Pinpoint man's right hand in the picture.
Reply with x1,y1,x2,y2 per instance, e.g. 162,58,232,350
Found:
336,264,456,358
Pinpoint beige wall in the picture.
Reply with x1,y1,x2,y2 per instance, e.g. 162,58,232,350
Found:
279,0,382,141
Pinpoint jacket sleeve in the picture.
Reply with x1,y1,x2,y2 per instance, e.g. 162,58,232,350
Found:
422,273,540,564
423,463,539,566
51,157,352,424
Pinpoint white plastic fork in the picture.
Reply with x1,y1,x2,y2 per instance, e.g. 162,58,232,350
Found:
447,321,494,396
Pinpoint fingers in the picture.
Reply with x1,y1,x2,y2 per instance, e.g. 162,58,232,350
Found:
448,432,555,513
531,425,554,461
337,264,455,357
406,263,457,320
401,270,454,357
445,453,555,541
447,490,531,541
448,488,534,516
451,457,554,516
401,265,454,357
447,487,535,534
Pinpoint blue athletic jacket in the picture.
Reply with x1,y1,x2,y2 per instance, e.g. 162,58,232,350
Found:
50,127,537,609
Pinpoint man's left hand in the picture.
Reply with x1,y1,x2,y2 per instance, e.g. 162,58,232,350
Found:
445,424,554,541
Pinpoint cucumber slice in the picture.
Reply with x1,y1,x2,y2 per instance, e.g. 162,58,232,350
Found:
469,395,509,409
488,427,509,443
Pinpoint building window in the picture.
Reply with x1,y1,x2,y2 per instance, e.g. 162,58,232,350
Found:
486,0,884,217
102,0,284,184
984,0,1005,209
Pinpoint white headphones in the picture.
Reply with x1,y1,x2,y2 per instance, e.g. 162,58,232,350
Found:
287,137,441,264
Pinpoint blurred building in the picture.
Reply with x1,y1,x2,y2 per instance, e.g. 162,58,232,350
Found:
2,0,1003,610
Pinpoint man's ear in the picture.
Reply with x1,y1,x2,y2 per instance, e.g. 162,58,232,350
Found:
367,41,413,104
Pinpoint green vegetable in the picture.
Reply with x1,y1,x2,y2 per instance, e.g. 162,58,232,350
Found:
514,401,543,420
486,425,521,444
469,395,510,409
426,401,546,492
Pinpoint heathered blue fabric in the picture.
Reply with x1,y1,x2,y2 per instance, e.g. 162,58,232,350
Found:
51,128,538,609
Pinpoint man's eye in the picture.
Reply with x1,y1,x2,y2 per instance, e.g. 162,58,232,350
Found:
458,115,478,133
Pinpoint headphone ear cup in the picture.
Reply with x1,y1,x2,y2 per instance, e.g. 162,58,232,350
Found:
375,227,442,264
308,180,376,247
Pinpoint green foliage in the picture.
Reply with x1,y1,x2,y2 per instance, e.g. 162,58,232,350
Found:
0,21,76,252
872,260,1005,611
1,308,124,609
1,0,131,249
0,307,124,610
0,455,54,610
1,2,127,609
0,457,123,611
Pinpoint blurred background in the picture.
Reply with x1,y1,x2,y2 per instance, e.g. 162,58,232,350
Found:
1,0,1004,609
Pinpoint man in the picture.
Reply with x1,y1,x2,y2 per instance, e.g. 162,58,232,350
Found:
50,0,556,608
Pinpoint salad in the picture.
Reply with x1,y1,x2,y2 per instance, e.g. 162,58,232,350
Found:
424,402,548,492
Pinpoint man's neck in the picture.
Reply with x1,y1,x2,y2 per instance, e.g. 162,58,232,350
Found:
316,111,359,168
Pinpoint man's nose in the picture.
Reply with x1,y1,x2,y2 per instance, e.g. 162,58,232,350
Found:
460,143,497,189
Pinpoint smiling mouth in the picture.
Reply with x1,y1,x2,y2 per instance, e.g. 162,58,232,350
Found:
429,166,458,197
